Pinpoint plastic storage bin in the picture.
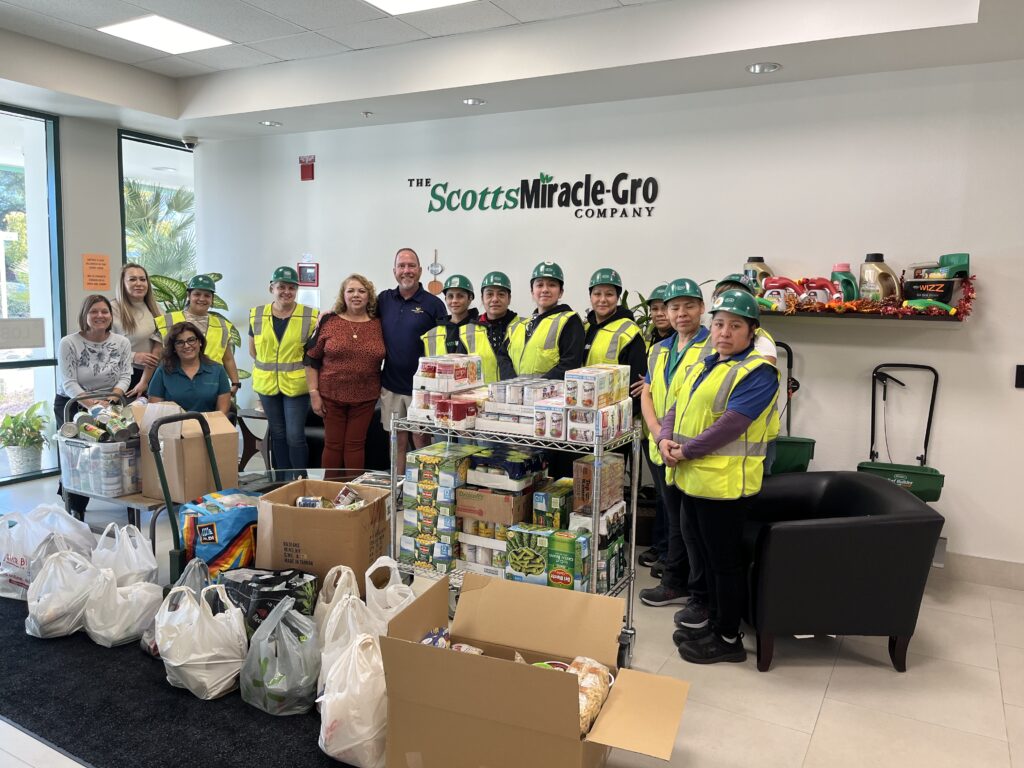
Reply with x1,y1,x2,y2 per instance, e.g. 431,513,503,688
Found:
58,436,141,497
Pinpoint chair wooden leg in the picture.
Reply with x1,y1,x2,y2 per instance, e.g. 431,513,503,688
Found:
756,632,774,672
888,635,910,672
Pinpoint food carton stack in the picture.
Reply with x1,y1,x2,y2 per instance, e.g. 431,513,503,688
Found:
562,365,634,444
570,500,627,594
504,523,592,591
532,477,574,529
409,355,486,422
475,378,563,437
572,454,625,512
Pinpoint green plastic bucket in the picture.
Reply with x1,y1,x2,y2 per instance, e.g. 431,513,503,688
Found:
856,462,945,502
772,436,816,474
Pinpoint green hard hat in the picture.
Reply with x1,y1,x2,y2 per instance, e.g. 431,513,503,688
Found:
271,266,299,285
187,274,217,293
710,289,760,321
481,271,512,291
648,284,669,304
589,268,623,290
531,261,564,284
715,273,756,294
664,278,704,302
443,274,474,296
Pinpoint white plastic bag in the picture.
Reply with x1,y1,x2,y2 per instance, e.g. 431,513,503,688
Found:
25,550,102,638
318,633,387,768
29,532,91,584
140,558,211,658
1,505,95,599
92,523,159,586
85,568,164,648
155,584,248,700
318,594,384,700
241,596,320,716
364,556,414,629
314,565,360,641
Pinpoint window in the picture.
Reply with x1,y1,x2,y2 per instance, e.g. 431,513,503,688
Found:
0,105,63,485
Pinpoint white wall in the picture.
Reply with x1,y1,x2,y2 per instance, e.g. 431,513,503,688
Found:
196,59,1024,565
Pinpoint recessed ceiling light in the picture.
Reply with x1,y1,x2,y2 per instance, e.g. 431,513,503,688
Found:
365,0,474,14
258,120,283,127
362,111,374,118
462,97,486,106
747,62,782,74
152,166,177,172
98,15,231,55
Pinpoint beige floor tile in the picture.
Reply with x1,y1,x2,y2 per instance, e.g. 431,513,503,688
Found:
0,722,83,767
827,637,1006,740
606,699,810,768
986,586,1024,608
999,644,1024,707
994,602,1024,649
804,699,1010,768
629,602,680,674
1006,704,1024,768
870,606,997,670
657,634,839,733
0,750,32,768
924,573,995,619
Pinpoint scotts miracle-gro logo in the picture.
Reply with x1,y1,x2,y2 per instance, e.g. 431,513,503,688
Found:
419,171,659,219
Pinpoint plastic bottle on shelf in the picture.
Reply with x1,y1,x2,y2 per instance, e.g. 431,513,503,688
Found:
859,253,901,302
831,263,860,301
742,257,774,296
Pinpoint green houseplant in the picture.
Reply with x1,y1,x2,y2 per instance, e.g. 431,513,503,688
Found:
0,401,50,475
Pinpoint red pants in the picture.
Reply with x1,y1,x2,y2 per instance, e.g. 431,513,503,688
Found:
321,397,377,475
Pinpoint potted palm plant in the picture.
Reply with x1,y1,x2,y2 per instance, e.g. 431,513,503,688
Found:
0,401,50,475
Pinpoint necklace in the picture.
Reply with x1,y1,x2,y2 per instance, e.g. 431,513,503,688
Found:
341,315,367,339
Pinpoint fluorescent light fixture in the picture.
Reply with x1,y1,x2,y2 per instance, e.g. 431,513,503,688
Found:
462,97,486,106
258,120,283,127
98,15,231,55
747,62,782,74
365,0,474,14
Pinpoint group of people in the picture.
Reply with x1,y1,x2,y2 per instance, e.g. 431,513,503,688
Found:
55,249,778,664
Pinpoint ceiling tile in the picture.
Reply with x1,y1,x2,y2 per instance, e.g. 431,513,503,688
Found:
491,0,618,24
249,32,350,59
400,1,518,37
319,17,426,49
0,0,143,28
128,0,304,43
134,56,216,77
617,0,666,4
180,43,280,70
0,2,161,62
241,0,382,30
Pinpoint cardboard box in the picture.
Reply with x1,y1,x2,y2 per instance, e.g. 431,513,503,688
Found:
573,454,625,512
593,364,631,404
435,398,477,430
474,415,536,437
506,523,591,590
456,486,531,525
565,367,615,409
567,404,619,444
534,477,574,514
407,443,482,488
466,468,536,492
533,396,567,440
138,406,238,503
255,480,389,595
381,574,689,768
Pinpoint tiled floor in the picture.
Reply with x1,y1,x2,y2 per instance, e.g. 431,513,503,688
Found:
2,477,1022,768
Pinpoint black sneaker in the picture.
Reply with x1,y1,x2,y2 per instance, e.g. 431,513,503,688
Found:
650,562,664,579
674,600,710,628
672,625,712,645
638,549,661,567
678,632,747,664
639,584,689,607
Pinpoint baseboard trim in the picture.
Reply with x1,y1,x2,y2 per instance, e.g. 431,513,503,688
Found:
943,552,1024,590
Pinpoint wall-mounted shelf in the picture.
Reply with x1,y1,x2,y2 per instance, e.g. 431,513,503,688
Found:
761,311,962,323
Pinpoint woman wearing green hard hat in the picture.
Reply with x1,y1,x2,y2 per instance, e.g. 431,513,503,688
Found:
712,274,776,365
583,268,647,407
247,266,319,477
461,271,517,383
502,261,584,379
644,283,673,349
154,273,242,395
421,274,478,357
658,289,780,665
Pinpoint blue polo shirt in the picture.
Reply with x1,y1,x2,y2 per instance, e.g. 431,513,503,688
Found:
688,344,777,419
148,360,230,413
644,327,711,386
378,284,447,395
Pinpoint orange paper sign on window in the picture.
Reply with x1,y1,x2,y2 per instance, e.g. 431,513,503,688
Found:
82,254,111,291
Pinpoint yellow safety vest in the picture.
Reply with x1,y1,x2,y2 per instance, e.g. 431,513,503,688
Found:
459,324,501,383
155,310,232,364
666,353,779,499
249,304,318,397
507,311,574,376
584,317,641,367
646,332,712,466
421,324,467,357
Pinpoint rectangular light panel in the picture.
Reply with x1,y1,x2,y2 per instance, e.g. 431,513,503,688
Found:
365,0,474,15
98,15,232,55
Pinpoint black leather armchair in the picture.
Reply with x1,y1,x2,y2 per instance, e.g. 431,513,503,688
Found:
304,406,390,471
744,471,944,672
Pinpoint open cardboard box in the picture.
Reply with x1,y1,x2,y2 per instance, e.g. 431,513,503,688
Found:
381,573,689,768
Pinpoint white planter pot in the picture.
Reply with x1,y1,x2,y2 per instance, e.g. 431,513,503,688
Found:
5,445,42,475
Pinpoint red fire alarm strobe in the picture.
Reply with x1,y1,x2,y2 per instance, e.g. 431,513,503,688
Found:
297,263,319,286
300,155,315,181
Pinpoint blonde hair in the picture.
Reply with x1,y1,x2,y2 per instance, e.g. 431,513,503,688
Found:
333,274,378,318
115,264,160,334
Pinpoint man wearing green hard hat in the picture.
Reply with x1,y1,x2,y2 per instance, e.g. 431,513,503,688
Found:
247,266,319,477
460,270,517,383
421,274,478,356
502,261,584,379
583,267,647,405
154,272,241,394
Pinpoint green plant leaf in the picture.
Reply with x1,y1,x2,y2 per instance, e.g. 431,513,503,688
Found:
212,294,229,310
237,369,251,380
151,275,187,303
204,272,223,283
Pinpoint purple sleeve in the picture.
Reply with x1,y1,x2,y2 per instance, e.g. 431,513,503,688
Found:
681,410,754,460
658,404,676,443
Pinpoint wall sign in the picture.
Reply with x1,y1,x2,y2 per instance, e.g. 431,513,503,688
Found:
300,155,315,181
297,262,319,286
82,253,110,291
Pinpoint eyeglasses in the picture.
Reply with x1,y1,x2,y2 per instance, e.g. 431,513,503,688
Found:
174,337,199,348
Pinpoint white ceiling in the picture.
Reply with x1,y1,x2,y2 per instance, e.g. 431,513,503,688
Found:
0,0,1021,141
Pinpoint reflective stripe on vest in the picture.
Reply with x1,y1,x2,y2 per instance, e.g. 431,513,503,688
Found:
421,326,447,357
460,324,500,383
250,304,317,396
646,334,711,466
507,311,573,376
585,317,640,366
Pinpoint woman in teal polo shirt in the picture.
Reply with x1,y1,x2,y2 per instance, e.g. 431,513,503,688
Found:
147,321,231,414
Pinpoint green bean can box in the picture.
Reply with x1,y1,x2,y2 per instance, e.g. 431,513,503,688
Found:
506,523,591,590
546,529,591,590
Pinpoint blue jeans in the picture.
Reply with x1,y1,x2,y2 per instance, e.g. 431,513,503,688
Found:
259,393,310,477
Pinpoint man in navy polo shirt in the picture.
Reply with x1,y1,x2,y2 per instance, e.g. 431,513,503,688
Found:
378,247,447,474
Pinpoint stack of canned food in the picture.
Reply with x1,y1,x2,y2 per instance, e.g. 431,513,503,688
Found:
58,403,141,497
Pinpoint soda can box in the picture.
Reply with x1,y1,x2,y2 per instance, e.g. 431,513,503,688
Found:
564,367,615,409
592,364,631,404
566,404,619,444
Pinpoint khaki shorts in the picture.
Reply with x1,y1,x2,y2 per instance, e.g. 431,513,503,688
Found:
379,387,412,431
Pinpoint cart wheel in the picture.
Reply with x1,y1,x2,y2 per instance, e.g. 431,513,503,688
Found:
618,628,635,669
